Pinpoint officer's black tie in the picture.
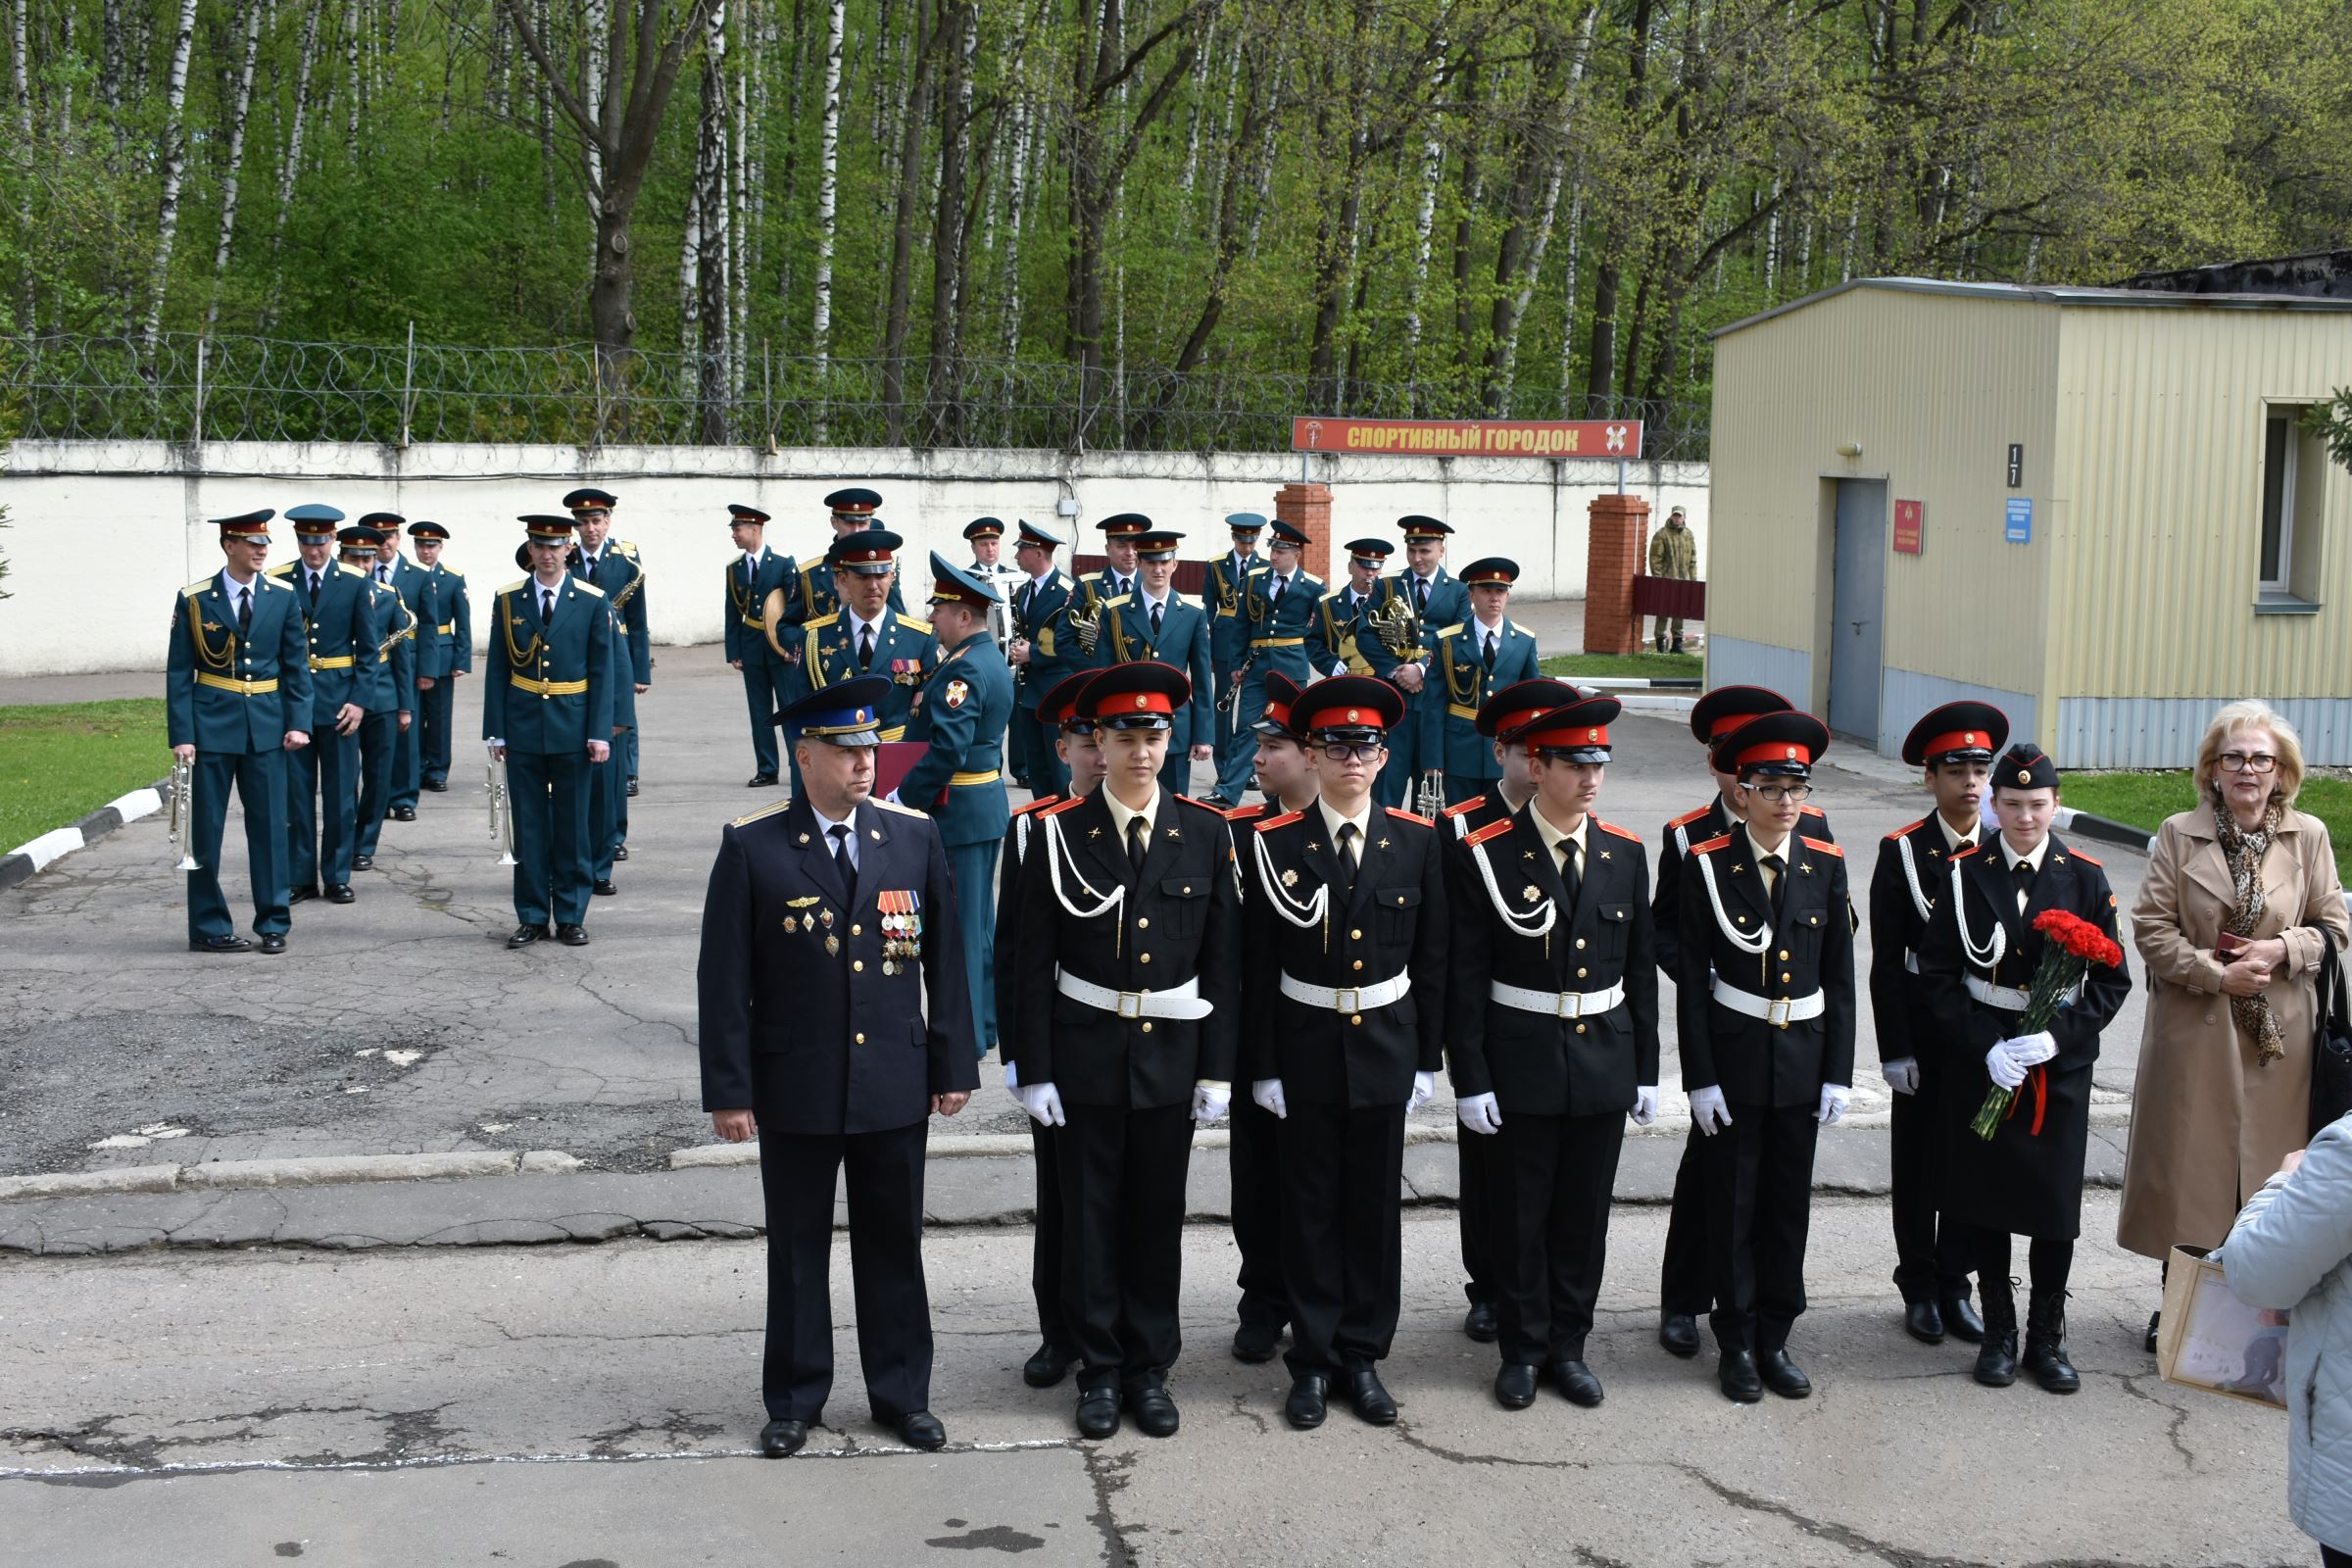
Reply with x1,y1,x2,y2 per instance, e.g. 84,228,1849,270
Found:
540,586,555,627
1127,814,1149,873
1415,577,1429,613
1150,601,1163,637
582,552,596,586
858,622,875,670
236,585,252,636
1483,629,1497,670
830,822,858,905
1336,822,1360,892
1761,853,1787,922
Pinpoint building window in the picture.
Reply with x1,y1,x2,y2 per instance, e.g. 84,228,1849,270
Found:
2258,405,2326,611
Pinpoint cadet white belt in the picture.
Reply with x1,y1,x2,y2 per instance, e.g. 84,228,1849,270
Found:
1055,969,1213,1020
1281,971,1411,1013
1966,973,2080,1012
1490,980,1625,1019
1710,978,1826,1028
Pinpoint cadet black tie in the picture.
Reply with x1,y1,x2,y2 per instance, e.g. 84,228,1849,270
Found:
1127,814,1149,872
236,585,252,636
1337,822,1360,891
1151,601,1163,636
858,622,875,669
1761,853,1787,921
1559,838,1581,908
830,822,858,904
2013,856,2034,913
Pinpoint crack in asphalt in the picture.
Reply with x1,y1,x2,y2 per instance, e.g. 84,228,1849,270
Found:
1078,1446,1142,1567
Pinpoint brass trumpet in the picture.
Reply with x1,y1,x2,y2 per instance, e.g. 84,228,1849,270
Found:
487,759,518,865
168,753,200,870
1415,767,1446,818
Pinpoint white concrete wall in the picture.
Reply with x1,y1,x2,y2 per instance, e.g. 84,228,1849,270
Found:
0,440,1709,675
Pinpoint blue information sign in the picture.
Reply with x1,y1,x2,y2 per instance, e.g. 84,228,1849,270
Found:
2004,497,2034,544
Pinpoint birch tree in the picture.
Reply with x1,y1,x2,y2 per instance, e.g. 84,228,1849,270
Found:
204,0,268,334
139,0,202,350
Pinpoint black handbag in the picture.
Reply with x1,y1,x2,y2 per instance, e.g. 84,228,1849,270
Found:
2311,926,2352,1136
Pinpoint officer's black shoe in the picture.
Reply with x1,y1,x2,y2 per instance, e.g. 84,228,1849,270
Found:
2143,1309,2160,1354
354,855,374,870
1126,1382,1180,1439
1023,1341,1077,1389
1285,1375,1329,1430
613,845,629,860
258,933,288,955
891,1410,948,1451
1462,1300,1499,1344
189,934,254,955
1548,1359,1604,1407
326,884,356,904
1758,1349,1813,1399
747,772,778,788
759,1418,807,1457
288,886,318,905
626,776,640,798
1232,1321,1283,1363
557,923,589,946
2024,1294,2080,1394
1494,1363,1540,1410
422,779,448,793
1346,1368,1397,1425
391,806,416,822
507,924,551,949
1074,1386,1121,1440
1904,1299,1946,1345
1658,1311,1701,1358
1941,1293,1985,1344
592,879,618,897
1717,1350,1764,1403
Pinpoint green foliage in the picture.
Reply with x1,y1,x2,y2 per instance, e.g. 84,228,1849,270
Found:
2310,390,2352,474
2061,770,2352,885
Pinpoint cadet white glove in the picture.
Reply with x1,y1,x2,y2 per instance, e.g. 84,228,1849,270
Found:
1456,1093,1502,1136
1407,1072,1437,1112
1881,1056,1920,1096
1003,1060,1019,1092
1688,1085,1734,1136
1251,1078,1288,1119
1017,1081,1066,1127
2005,1030,2057,1066
1984,1041,2028,1092
1816,1083,1851,1126
1630,1085,1660,1127
1192,1084,1232,1126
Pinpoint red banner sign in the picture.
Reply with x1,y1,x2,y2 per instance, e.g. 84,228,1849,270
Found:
1893,499,1924,556
1291,416,1644,460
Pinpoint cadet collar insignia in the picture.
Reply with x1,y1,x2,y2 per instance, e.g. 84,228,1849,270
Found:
1523,886,1540,901
1281,868,1298,887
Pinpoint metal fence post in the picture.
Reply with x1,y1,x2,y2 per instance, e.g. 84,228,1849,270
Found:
400,321,416,448
192,336,207,447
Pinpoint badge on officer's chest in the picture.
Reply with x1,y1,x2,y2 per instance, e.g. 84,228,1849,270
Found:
879,888,924,969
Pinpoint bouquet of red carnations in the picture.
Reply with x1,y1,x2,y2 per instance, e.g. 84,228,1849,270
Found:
1971,908,2125,1140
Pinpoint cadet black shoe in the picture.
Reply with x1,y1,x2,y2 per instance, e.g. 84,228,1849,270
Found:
613,845,629,860
507,924,551,949
2024,1294,2081,1394
189,934,254,955
759,1418,807,1457
1658,1312,1701,1358
1548,1359,1603,1407
1717,1350,1763,1403
1126,1382,1180,1438
1975,1333,2019,1387
1075,1387,1121,1440
557,923,589,946
1462,1301,1498,1344
326,884,356,904
1023,1341,1077,1389
1494,1364,1540,1410
1941,1293,1985,1344
288,886,318,905
391,806,416,822
592,879,617,897
1345,1368,1397,1425
353,855,373,870
1904,1299,1946,1345
891,1411,947,1451
626,776,640,798
1759,1349,1813,1398
1285,1375,1329,1430
747,772,778,788
2143,1310,2160,1354
1232,1321,1282,1363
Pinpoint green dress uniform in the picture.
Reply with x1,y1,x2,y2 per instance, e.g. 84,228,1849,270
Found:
372,536,432,814
484,518,615,941
1200,516,1264,799
1430,616,1541,805
270,551,378,894
726,526,802,785
1376,519,1472,809
353,543,416,861
1212,532,1323,803
166,512,314,950
574,537,644,883
1007,537,1101,798
1094,533,1214,797
409,525,471,791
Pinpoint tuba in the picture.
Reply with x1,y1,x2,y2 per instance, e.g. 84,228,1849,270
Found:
168,753,200,869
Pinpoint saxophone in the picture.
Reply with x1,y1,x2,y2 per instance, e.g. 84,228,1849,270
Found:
375,593,417,661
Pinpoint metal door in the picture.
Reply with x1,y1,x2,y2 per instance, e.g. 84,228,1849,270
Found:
1828,479,1886,744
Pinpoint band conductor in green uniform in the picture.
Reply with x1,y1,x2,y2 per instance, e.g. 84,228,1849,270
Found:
270,505,375,906
803,530,938,741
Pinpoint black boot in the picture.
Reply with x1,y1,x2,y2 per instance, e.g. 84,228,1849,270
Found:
2023,1291,2081,1394
1974,1287,2019,1388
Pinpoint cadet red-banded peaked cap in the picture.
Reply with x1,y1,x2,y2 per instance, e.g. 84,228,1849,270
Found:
1688,683,1792,745
1508,696,1623,762
1252,671,1305,738
824,486,882,518
773,674,889,747
1080,660,1189,729
1711,710,1831,778
518,513,578,542
1476,678,1585,740
1997,741,2060,792
727,503,771,525
1902,700,2009,769
563,487,618,513
213,508,276,538
1042,670,1102,731
827,528,903,575
1296,675,1404,740
926,551,1004,609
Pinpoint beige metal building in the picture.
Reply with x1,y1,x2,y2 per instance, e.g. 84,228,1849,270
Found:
1705,278,2352,766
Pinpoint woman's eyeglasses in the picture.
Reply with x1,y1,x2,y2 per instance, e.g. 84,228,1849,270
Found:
2218,752,2278,774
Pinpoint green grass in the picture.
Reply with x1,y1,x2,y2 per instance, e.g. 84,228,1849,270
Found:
0,699,171,851
1539,651,1705,681
2061,769,2352,884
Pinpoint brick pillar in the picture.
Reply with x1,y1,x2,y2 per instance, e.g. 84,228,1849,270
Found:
1584,492,1651,655
1274,482,1334,582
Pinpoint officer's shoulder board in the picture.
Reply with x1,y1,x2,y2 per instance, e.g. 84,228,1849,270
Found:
1667,803,1713,829
1800,836,1841,858
1253,808,1306,834
805,610,842,630
1432,622,1465,639
1009,797,1060,819
266,561,296,577
572,578,607,599
260,572,291,589
1886,816,1928,841
1385,807,1434,827
1039,795,1089,818
499,577,529,596
182,577,213,597
615,540,639,559
1223,802,1268,823
730,800,793,828
1463,818,1513,849
2067,846,2103,868
1246,564,1269,577
871,796,930,818
1441,797,1486,819
895,613,933,635
1595,818,1642,844
1689,833,1734,856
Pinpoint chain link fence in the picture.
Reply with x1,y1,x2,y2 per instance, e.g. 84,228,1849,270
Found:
0,332,1711,461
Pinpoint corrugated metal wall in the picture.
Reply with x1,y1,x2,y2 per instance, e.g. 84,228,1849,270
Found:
2057,696,2352,769
1705,634,1812,708
1883,667,2038,765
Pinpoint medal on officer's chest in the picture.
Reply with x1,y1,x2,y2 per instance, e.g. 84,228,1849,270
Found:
878,888,924,968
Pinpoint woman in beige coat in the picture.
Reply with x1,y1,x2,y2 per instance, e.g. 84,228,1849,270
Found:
2119,700,2348,1349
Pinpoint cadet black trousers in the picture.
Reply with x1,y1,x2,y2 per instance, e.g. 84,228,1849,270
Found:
1228,1092,1289,1333
1699,1101,1820,1354
1057,1102,1192,1389
1457,1127,1498,1306
1658,1130,1711,1318
1028,1118,1069,1348
1491,1109,1624,1365
1890,1069,1976,1302
758,1119,933,1424
1278,1101,1406,1378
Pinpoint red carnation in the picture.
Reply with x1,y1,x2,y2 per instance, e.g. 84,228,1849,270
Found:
2032,908,2125,969
1974,905,2126,1140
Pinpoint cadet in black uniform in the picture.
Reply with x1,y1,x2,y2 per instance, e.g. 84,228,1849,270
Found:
1675,710,1855,1403
1242,676,1446,1430
1450,695,1657,1410
1009,662,1242,1441
696,674,978,1457
997,669,1106,1391
1916,742,2132,1394
1870,701,2007,1348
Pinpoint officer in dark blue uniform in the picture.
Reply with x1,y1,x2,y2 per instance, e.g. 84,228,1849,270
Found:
1095,527,1214,796
1200,513,1264,805
803,530,938,740
406,521,470,795
697,674,978,1457
564,488,651,796
362,512,430,824
484,514,615,949
1430,559,1542,806
166,510,313,954
723,503,801,789
1377,516,1473,809
796,486,907,621
897,554,1014,1056
1212,518,1323,805
348,524,415,870
1004,520,1099,799
270,507,377,905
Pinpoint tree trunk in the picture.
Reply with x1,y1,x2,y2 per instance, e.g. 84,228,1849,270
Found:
203,0,267,335
810,0,844,400
266,0,325,310
878,0,934,445
696,0,731,441
9,0,29,143
996,87,1031,360
343,0,363,162
923,0,975,443
138,0,201,348
1583,0,1653,414
1482,3,1594,416
1400,34,1445,379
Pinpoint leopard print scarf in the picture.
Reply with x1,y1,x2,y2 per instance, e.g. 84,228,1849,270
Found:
2215,795,2286,1064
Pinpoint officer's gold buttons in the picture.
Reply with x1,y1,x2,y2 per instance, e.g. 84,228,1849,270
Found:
853,960,864,972
1137,917,1150,930
855,1032,866,1045
1577,966,1588,978
1782,972,1792,983
1140,1021,1152,1034
852,924,862,936
1140,953,1152,964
